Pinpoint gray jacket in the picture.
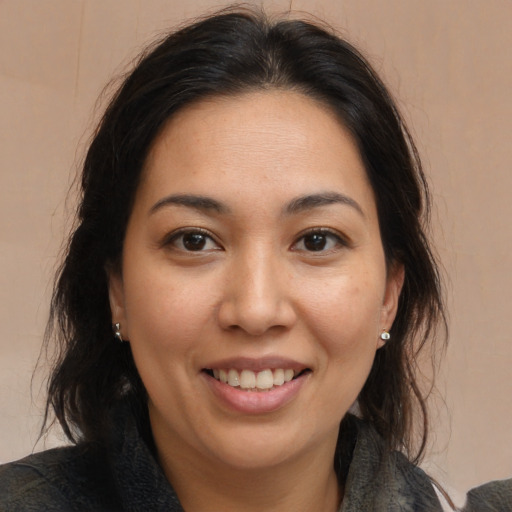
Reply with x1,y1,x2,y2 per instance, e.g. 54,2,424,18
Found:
1,404,510,511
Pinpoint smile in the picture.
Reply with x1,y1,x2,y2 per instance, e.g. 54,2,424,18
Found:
205,368,309,391
202,361,311,413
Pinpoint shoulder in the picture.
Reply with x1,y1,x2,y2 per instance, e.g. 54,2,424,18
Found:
0,444,120,511
342,418,443,511
462,478,512,512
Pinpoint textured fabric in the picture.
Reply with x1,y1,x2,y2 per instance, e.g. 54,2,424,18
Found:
340,421,443,511
462,479,512,511
1,404,510,511
0,403,184,512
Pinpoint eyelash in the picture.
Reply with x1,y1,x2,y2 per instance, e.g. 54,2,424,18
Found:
161,227,349,254
162,228,221,252
292,228,349,253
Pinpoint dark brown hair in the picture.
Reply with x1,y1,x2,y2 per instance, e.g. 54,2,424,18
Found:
44,7,445,463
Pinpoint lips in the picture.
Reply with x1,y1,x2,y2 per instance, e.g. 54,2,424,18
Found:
201,357,311,413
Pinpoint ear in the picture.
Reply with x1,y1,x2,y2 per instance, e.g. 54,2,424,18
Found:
377,262,405,348
107,265,128,336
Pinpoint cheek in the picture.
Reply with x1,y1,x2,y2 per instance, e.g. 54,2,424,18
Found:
122,265,219,357
122,269,219,416
303,273,383,350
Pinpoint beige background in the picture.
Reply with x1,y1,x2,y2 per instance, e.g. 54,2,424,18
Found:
1,0,511,505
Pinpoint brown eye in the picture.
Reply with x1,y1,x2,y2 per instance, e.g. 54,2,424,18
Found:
182,233,208,251
303,233,328,251
292,229,346,253
167,229,220,252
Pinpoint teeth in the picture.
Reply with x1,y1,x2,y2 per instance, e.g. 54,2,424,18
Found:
273,368,284,386
228,369,240,387
210,368,304,390
256,369,274,390
239,369,256,389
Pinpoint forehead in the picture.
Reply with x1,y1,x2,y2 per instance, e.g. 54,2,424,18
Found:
138,90,375,216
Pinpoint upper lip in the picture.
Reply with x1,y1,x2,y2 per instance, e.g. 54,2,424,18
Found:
203,356,309,373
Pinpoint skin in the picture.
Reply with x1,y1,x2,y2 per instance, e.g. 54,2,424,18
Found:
109,90,404,512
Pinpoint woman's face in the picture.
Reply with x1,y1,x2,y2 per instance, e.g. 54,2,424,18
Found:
109,90,403,472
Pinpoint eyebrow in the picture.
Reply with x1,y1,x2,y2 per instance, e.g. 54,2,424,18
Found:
149,194,231,215
284,192,364,217
149,191,364,217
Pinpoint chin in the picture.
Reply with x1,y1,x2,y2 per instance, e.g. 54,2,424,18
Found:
208,444,296,471
201,417,339,473
201,425,309,471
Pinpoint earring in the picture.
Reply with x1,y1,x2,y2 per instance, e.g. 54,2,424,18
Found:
380,329,391,341
113,322,124,343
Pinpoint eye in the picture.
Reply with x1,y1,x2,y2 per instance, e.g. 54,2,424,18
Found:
165,229,220,252
292,229,346,252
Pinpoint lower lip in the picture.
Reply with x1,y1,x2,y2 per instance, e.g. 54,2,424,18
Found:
202,372,308,414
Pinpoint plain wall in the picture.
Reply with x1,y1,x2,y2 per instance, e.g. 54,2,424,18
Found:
1,0,511,504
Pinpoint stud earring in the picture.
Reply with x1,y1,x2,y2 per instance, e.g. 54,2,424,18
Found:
113,322,124,343
380,329,391,341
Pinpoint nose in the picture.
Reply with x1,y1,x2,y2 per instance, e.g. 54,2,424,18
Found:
217,247,297,336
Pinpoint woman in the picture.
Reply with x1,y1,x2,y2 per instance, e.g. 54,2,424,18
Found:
1,7,509,511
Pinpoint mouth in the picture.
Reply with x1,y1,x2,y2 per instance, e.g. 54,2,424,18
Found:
202,367,311,392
